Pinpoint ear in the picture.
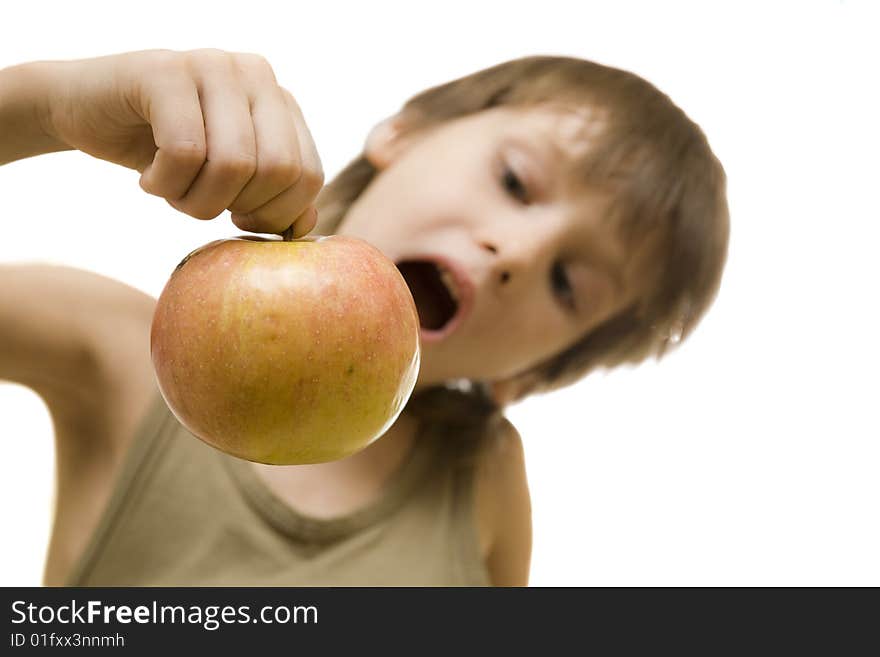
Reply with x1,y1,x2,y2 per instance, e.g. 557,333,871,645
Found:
364,111,420,170
488,371,542,408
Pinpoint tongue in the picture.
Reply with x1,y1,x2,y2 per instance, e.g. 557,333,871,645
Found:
396,261,457,330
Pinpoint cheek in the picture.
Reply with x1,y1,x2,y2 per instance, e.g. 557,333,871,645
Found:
406,144,486,207
381,166,463,225
417,173,481,228
468,297,569,379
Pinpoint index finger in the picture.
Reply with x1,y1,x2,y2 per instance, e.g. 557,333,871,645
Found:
282,88,324,213
281,89,323,179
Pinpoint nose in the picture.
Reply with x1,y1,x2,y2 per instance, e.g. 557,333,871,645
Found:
478,241,513,284
479,235,544,288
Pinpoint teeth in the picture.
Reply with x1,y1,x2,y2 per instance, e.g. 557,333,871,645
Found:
439,267,459,302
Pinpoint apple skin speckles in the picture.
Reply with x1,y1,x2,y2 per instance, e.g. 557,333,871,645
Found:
151,235,421,465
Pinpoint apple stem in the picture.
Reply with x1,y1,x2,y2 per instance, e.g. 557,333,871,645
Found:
282,225,295,242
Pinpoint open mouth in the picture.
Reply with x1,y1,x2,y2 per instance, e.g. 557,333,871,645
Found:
396,260,462,332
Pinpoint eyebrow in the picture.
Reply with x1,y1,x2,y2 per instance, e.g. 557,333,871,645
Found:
536,119,590,164
526,131,596,202
523,134,569,175
541,135,572,164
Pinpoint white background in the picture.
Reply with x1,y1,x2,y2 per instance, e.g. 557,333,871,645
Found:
1,0,877,586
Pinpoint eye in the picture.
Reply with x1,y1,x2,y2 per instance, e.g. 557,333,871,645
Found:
551,262,576,311
501,164,530,204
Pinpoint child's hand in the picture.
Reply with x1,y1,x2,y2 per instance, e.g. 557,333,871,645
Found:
44,49,323,237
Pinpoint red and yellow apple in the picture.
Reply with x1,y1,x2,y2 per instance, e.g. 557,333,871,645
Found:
150,234,421,465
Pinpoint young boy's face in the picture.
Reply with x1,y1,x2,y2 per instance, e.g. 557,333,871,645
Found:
338,105,653,395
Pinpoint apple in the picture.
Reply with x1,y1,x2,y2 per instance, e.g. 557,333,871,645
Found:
150,234,421,465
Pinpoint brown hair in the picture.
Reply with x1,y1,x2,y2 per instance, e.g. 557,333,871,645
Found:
314,55,729,432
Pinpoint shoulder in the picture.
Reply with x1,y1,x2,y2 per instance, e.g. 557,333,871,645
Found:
473,415,532,586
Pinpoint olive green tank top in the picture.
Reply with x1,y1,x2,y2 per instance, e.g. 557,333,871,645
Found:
65,391,491,586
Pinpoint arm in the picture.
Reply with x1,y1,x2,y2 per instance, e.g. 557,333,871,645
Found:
0,264,159,586
1,49,323,235
0,265,156,451
474,418,533,586
2,48,326,414
0,61,71,164
1,48,325,583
